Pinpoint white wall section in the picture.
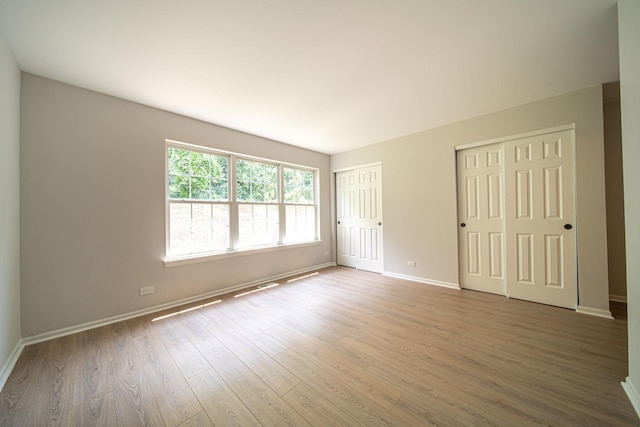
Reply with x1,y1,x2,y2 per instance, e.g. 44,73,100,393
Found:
0,32,21,388
331,86,610,314
618,0,640,417
19,74,332,336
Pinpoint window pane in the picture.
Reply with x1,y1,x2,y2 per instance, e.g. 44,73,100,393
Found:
190,151,211,176
168,147,190,174
169,203,192,256
238,204,279,248
304,188,313,202
168,148,229,203
267,205,279,241
190,176,211,199
284,167,314,204
212,179,228,201
237,180,250,201
285,205,316,243
169,174,190,199
191,204,212,253
237,159,278,203
169,202,230,256
236,159,250,181
212,155,228,179
251,162,265,181
212,205,230,250
265,184,277,203
265,165,278,202
252,183,265,202
238,204,252,245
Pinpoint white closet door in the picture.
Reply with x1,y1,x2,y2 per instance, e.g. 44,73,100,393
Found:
457,144,506,295
336,165,383,273
505,129,577,309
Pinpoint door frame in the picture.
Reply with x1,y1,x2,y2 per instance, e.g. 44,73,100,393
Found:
455,124,576,151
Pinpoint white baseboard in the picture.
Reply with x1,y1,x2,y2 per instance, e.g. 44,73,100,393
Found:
610,294,628,303
383,271,461,290
23,262,337,346
622,377,640,419
576,305,614,319
0,339,25,392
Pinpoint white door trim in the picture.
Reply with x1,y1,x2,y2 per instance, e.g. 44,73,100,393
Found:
333,161,383,174
455,123,576,151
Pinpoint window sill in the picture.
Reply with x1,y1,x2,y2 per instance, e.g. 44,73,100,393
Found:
164,240,323,268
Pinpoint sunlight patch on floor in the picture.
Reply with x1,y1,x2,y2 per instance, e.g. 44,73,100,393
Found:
152,299,221,321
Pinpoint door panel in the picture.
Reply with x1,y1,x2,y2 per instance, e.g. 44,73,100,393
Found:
457,144,506,295
505,129,577,309
336,165,383,273
516,233,534,284
489,232,503,278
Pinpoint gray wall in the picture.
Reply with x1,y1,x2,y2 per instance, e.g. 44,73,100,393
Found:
0,34,21,381
20,74,332,336
331,86,610,313
603,95,627,300
619,0,640,413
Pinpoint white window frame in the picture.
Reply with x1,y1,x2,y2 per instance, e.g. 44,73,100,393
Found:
164,140,320,267
282,165,318,244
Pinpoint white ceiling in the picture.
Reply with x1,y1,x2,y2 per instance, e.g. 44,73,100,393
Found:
0,0,619,154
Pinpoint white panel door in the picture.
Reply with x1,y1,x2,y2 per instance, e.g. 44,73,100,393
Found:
505,129,577,309
457,144,506,295
336,165,383,273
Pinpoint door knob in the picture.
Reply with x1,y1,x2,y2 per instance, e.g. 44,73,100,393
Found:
564,224,573,230
461,223,466,228
337,221,341,224
378,222,382,226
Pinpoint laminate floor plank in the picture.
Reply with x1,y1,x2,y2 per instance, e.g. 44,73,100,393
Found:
213,297,280,331
111,350,166,427
277,338,403,412
176,411,214,427
369,358,542,426
186,314,312,427
390,392,498,427
70,391,117,427
455,329,629,396
274,349,400,427
282,383,361,427
154,316,211,380
266,324,375,371
187,369,261,427
134,331,203,426
209,327,300,396
29,336,78,426
236,324,290,357
0,342,46,419
466,363,637,426
1,266,637,426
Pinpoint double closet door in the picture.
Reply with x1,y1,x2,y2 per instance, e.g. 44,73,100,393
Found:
457,128,577,309
336,165,383,273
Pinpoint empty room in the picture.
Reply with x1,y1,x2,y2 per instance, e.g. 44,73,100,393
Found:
1,0,639,425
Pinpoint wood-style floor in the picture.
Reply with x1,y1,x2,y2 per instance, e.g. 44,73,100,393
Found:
1,266,638,426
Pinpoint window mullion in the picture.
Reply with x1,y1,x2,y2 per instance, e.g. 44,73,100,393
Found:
314,170,319,240
278,164,286,244
229,155,239,251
